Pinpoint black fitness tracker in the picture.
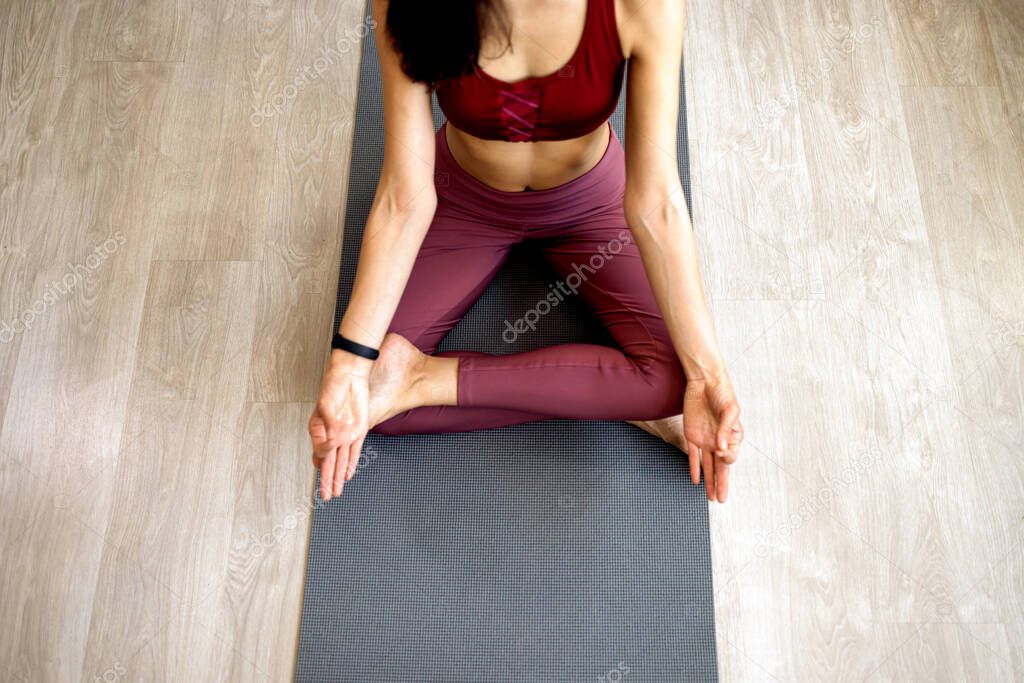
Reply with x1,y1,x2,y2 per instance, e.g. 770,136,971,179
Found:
331,332,380,361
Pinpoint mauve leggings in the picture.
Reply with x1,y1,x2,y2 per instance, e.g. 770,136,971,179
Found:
371,121,685,434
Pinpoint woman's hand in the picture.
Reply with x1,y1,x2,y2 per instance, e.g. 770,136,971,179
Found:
308,352,374,502
683,371,743,503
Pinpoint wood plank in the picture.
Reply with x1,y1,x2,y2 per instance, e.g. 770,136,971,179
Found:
0,56,185,681
80,259,258,679
82,0,190,62
200,401,315,681
245,1,365,401
0,0,85,424
684,0,820,302
984,0,1024,141
785,0,952,404
141,0,359,398
886,0,1001,86
901,85,1024,391
867,624,1017,681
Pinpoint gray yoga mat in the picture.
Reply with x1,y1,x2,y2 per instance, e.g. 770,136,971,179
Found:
296,3,717,681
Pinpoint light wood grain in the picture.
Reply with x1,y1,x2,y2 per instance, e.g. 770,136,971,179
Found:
685,0,821,302
1,0,1022,680
80,259,258,679
83,0,190,63
886,0,1001,86
205,401,317,680
984,0,1024,142
689,0,1024,678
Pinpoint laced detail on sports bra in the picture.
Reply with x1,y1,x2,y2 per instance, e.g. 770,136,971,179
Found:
434,0,626,142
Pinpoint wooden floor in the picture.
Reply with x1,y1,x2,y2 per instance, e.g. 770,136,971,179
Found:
1,0,1021,680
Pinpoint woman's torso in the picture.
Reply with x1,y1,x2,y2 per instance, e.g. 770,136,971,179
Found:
438,0,632,192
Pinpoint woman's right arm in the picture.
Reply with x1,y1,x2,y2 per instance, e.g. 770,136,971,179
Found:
339,0,438,352
310,0,438,501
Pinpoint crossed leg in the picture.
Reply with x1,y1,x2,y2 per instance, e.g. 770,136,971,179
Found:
369,199,686,435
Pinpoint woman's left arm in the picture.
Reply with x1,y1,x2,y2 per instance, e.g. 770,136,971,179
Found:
621,0,743,501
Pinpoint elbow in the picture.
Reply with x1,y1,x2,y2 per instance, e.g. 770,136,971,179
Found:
623,186,691,240
370,185,437,233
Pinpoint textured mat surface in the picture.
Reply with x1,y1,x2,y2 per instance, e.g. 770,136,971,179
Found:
296,3,717,681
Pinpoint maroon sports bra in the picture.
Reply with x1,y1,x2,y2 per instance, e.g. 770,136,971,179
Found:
435,0,626,142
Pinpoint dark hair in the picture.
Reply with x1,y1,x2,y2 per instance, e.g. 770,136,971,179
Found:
385,0,510,89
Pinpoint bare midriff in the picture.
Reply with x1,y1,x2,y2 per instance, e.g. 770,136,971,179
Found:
443,121,612,192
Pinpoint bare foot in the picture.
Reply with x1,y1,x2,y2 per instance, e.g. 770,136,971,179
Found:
628,414,688,454
366,333,426,428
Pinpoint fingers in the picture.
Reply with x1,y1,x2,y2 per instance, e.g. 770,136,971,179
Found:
308,415,331,462
317,427,361,502
335,430,356,493
718,441,739,465
310,414,341,463
730,419,745,451
717,401,741,453
310,400,359,501
319,449,337,502
715,409,743,468
687,441,701,485
701,447,715,502
719,423,743,466
714,458,730,503
346,433,366,481
311,409,341,501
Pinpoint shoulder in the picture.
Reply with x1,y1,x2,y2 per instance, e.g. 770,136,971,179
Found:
615,0,685,60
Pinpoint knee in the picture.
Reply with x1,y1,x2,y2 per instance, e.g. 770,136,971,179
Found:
633,358,686,419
